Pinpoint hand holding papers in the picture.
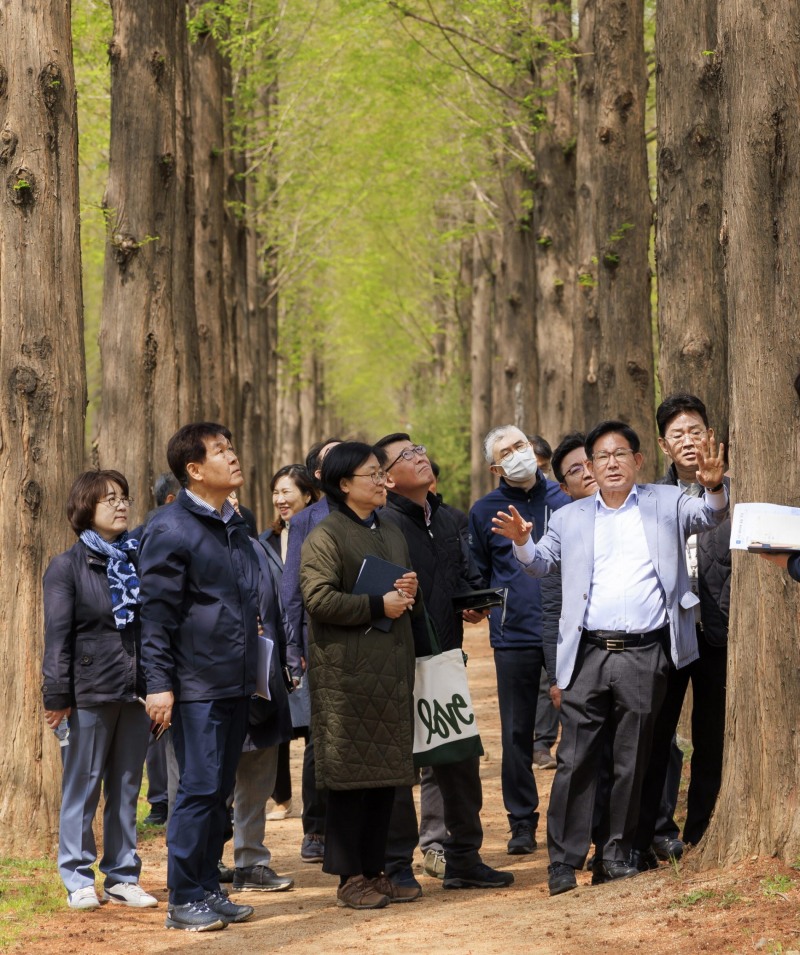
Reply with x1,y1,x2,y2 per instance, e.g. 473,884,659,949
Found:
730,503,800,554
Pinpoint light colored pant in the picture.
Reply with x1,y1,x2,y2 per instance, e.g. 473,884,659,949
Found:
58,701,150,893
233,746,279,869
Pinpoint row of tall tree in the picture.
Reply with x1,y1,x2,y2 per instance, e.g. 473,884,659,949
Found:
0,0,798,866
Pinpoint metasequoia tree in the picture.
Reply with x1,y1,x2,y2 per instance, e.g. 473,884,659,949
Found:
95,0,199,511
188,5,232,425
0,0,86,851
470,220,496,502
573,0,656,470
531,0,576,444
698,0,800,866
656,0,727,436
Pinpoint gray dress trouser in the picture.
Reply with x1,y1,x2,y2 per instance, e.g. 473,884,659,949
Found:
547,640,669,869
233,746,280,869
58,701,150,893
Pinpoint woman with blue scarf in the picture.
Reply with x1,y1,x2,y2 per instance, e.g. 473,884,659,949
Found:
42,470,157,911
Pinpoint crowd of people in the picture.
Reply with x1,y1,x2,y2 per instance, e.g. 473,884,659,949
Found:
44,388,781,928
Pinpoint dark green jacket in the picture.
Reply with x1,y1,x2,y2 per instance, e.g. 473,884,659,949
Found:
300,509,417,790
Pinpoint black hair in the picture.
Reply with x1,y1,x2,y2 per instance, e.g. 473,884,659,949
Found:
167,422,233,487
429,459,440,480
655,393,709,437
529,434,552,462
585,420,641,457
269,464,319,534
374,432,411,449
67,469,130,536
552,432,587,484
320,441,381,505
153,471,180,507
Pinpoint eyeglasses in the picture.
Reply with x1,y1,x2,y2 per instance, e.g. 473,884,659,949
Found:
98,497,134,509
493,440,529,465
563,461,591,480
351,470,388,486
591,449,635,468
385,445,427,471
665,428,708,444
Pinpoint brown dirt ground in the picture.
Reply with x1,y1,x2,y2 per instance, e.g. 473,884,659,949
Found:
13,621,800,954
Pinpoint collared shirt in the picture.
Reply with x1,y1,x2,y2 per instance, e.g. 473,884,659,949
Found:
185,488,236,524
584,485,667,633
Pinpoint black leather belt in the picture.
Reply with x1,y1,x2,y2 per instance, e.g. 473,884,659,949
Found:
583,625,669,652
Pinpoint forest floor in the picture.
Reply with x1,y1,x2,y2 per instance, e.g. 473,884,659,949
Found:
10,621,800,955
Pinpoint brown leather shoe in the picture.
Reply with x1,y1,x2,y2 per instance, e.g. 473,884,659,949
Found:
369,874,422,903
336,876,390,910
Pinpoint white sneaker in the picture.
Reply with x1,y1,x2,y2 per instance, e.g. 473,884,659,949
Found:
103,882,158,907
422,848,446,879
266,799,292,821
67,886,100,910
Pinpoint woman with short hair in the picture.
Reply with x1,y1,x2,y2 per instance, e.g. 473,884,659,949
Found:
42,470,155,911
300,442,420,910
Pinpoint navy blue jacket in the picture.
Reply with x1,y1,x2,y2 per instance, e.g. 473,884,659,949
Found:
280,496,330,675
139,490,261,702
468,473,570,649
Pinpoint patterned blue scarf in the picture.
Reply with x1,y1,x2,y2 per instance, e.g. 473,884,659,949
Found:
80,529,141,630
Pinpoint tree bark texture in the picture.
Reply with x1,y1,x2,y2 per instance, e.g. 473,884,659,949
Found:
188,13,231,425
95,0,199,513
574,0,656,473
470,224,496,503
491,154,537,432
698,0,800,867
532,0,577,447
656,0,727,438
0,0,86,852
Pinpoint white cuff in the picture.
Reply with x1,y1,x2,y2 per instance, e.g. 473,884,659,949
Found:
512,536,538,565
704,485,728,510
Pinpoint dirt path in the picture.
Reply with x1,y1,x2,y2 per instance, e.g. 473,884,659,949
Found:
16,623,800,954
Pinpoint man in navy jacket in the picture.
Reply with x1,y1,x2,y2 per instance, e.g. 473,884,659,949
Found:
141,423,262,932
468,425,570,854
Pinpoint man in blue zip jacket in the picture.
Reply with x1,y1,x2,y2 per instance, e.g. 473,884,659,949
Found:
468,424,570,854
140,422,262,932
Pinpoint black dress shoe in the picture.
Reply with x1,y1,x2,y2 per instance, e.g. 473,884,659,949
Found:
592,859,638,884
629,847,660,872
548,862,577,896
652,836,684,861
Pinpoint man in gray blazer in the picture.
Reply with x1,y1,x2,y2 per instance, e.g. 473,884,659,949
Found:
492,419,727,895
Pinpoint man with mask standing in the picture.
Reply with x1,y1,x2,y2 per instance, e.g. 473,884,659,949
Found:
468,426,570,855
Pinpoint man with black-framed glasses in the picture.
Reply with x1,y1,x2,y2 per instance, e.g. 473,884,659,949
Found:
493,419,728,896
376,432,514,893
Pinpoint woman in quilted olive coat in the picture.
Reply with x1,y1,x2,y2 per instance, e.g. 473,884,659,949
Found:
300,442,421,910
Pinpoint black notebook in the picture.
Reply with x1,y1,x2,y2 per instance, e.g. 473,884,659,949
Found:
352,554,411,632
451,587,508,614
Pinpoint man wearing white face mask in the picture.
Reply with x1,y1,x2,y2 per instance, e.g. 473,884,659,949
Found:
468,425,570,855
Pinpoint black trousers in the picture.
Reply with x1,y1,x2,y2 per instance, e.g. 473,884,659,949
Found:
322,787,395,877
547,640,669,868
301,735,327,835
271,740,292,804
494,646,550,829
633,626,727,850
385,756,484,876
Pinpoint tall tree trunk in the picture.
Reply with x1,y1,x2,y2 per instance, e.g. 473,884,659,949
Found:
698,0,800,867
492,154,537,431
532,0,577,446
574,0,656,471
470,223,496,503
0,0,86,852
656,0,727,438
188,8,230,424
96,0,199,513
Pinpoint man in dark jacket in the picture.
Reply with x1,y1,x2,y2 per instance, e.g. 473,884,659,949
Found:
631,394,731,867
140,422,261,932
376,433,514,892
468,425,570,854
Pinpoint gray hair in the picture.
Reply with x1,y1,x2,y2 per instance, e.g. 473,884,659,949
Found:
482,425,521,464
153,471,181,506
